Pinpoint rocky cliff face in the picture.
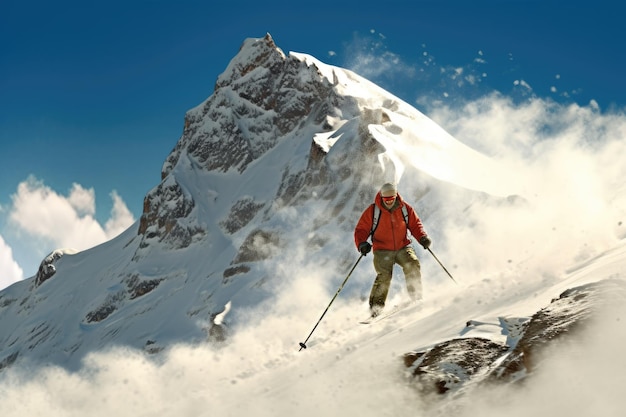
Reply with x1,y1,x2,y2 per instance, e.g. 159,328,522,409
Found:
137,33,388,258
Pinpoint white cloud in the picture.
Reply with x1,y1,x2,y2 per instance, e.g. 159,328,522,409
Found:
0,176,135,289
104,190,135,238
9,177,107,249
0,235,23,288
68,183,96,217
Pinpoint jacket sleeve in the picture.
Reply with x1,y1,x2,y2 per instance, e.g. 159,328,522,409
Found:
405,204,427,240
354,205,374,248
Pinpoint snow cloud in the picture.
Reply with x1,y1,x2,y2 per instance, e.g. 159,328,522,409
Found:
0,176,135,287
421,95,626,285
342,30,416,84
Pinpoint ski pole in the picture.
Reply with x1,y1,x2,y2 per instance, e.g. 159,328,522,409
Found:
427,247,457,284
298,254,364,351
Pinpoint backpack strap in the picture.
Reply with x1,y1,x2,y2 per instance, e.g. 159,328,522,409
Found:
370,204,409,238
401,205,409,226
369,204,381,238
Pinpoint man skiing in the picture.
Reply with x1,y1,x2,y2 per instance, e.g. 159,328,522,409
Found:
354,183,431,318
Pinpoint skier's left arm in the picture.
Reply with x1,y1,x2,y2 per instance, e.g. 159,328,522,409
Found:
406,205,431,249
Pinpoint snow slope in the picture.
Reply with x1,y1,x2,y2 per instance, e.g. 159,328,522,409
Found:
1,240,623,416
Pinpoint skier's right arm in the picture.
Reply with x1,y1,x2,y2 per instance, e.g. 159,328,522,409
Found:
354,205,374,250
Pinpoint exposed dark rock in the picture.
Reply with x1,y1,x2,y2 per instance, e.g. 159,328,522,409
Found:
84,290,126,323
34,249,77,286
0,296,17,309
220,197,265,234
26,322,55,349
85,304,117,324
223,265,251,282
404,279,626,397
488,279,626,382
144,340,164,355
404,337,508,395
126,275,163,300
0,351,18,371
138,176,200,250
208,324,229,345
232,229,281,264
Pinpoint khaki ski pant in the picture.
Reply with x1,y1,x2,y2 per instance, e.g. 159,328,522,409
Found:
369,246,422,310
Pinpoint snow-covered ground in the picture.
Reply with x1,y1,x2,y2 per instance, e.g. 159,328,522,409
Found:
1,239,624,416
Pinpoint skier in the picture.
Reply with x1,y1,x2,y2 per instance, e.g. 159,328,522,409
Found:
354,183,431,318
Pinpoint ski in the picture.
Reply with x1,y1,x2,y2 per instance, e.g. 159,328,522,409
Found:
359,303,409,324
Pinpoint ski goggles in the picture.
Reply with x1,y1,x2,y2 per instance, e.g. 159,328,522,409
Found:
382,195,397,203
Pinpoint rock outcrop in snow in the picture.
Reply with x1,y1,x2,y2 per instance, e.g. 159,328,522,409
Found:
34,248,78,286
403,279,626,397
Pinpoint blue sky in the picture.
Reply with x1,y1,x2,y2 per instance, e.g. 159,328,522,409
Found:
1,0,624,284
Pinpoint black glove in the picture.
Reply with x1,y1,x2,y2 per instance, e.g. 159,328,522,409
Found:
418,236,432,249
358,241,372,256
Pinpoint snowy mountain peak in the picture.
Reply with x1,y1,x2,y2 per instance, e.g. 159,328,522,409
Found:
215,33,286,90
138,34,390,254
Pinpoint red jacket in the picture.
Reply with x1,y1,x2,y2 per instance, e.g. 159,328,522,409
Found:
354,192,427,251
